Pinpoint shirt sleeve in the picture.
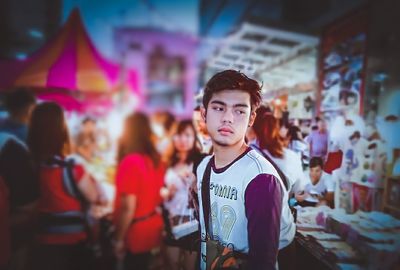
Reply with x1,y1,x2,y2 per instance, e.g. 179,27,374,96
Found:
324,173,335,192
245,173,282,270
115,155,143,196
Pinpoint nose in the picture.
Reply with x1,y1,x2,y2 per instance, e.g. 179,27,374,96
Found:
221,108,234,124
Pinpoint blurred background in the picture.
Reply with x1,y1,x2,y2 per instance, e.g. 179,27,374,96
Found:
1,1,400,269
0,0,399,119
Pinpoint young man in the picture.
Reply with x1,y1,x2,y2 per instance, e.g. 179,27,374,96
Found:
0,88,36,143
295,157,334,208
196,70,295,270
0,88,37,270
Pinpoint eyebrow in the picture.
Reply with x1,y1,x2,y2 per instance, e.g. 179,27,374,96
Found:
210,100,249,108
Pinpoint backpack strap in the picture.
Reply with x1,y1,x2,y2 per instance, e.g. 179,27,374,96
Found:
39,157,89,235
62,158,85,202
46,156,85,202
201,158,213,239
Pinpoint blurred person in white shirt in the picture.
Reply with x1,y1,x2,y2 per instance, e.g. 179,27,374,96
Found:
295,157,335,208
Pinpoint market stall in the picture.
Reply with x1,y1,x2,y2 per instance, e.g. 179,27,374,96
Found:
296,206,400,269
0,9,139,114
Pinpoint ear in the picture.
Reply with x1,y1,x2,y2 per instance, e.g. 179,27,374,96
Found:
248,110,256,127
200,106,207,122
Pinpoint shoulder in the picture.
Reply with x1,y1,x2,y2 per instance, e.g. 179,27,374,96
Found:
196,155,212,177
119,153,147,167
62,156,86,180
245,173,283,202
116,154,148,177
245,150,280,178
321,172,332,181
193,153,207,172
67,154,86,166
123,153,146,162
0,132,25,151
248,173,282,187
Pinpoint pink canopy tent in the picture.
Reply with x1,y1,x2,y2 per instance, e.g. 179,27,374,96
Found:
0,9,139,113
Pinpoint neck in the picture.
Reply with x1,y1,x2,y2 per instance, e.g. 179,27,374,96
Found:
311,177,320,185
213,140,248,168
178,151,188,163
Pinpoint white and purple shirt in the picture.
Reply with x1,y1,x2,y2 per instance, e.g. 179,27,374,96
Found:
197,148,295,270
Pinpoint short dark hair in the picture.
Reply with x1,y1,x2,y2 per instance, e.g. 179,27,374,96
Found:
5,88,36,114
349,131,361,140
203,70,262,111
309,156,324,169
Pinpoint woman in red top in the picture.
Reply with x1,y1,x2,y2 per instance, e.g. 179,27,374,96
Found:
113,112,165,270
27,102,103,270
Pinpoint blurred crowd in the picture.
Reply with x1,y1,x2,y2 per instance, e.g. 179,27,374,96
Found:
0,86,395,270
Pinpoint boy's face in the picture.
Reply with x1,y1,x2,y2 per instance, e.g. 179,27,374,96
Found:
201,89,255,147
317,120,326,131
310,165,323,183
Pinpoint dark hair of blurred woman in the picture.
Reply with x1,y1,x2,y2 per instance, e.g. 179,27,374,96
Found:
117,112,160,166
287,125,302,142
27,102,70,163
166,120,202,167
252,109,285,159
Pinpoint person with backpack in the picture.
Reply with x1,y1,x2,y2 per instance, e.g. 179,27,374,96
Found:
27,102,105,270
196,70,295,270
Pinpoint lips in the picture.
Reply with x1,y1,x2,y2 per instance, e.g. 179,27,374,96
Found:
218,127,233,134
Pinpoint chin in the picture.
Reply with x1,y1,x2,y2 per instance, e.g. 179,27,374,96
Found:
214,138,241,147
214,138,231,147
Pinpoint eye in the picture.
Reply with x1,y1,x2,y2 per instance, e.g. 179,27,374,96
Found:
236,110,246,115
212,106,224,112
